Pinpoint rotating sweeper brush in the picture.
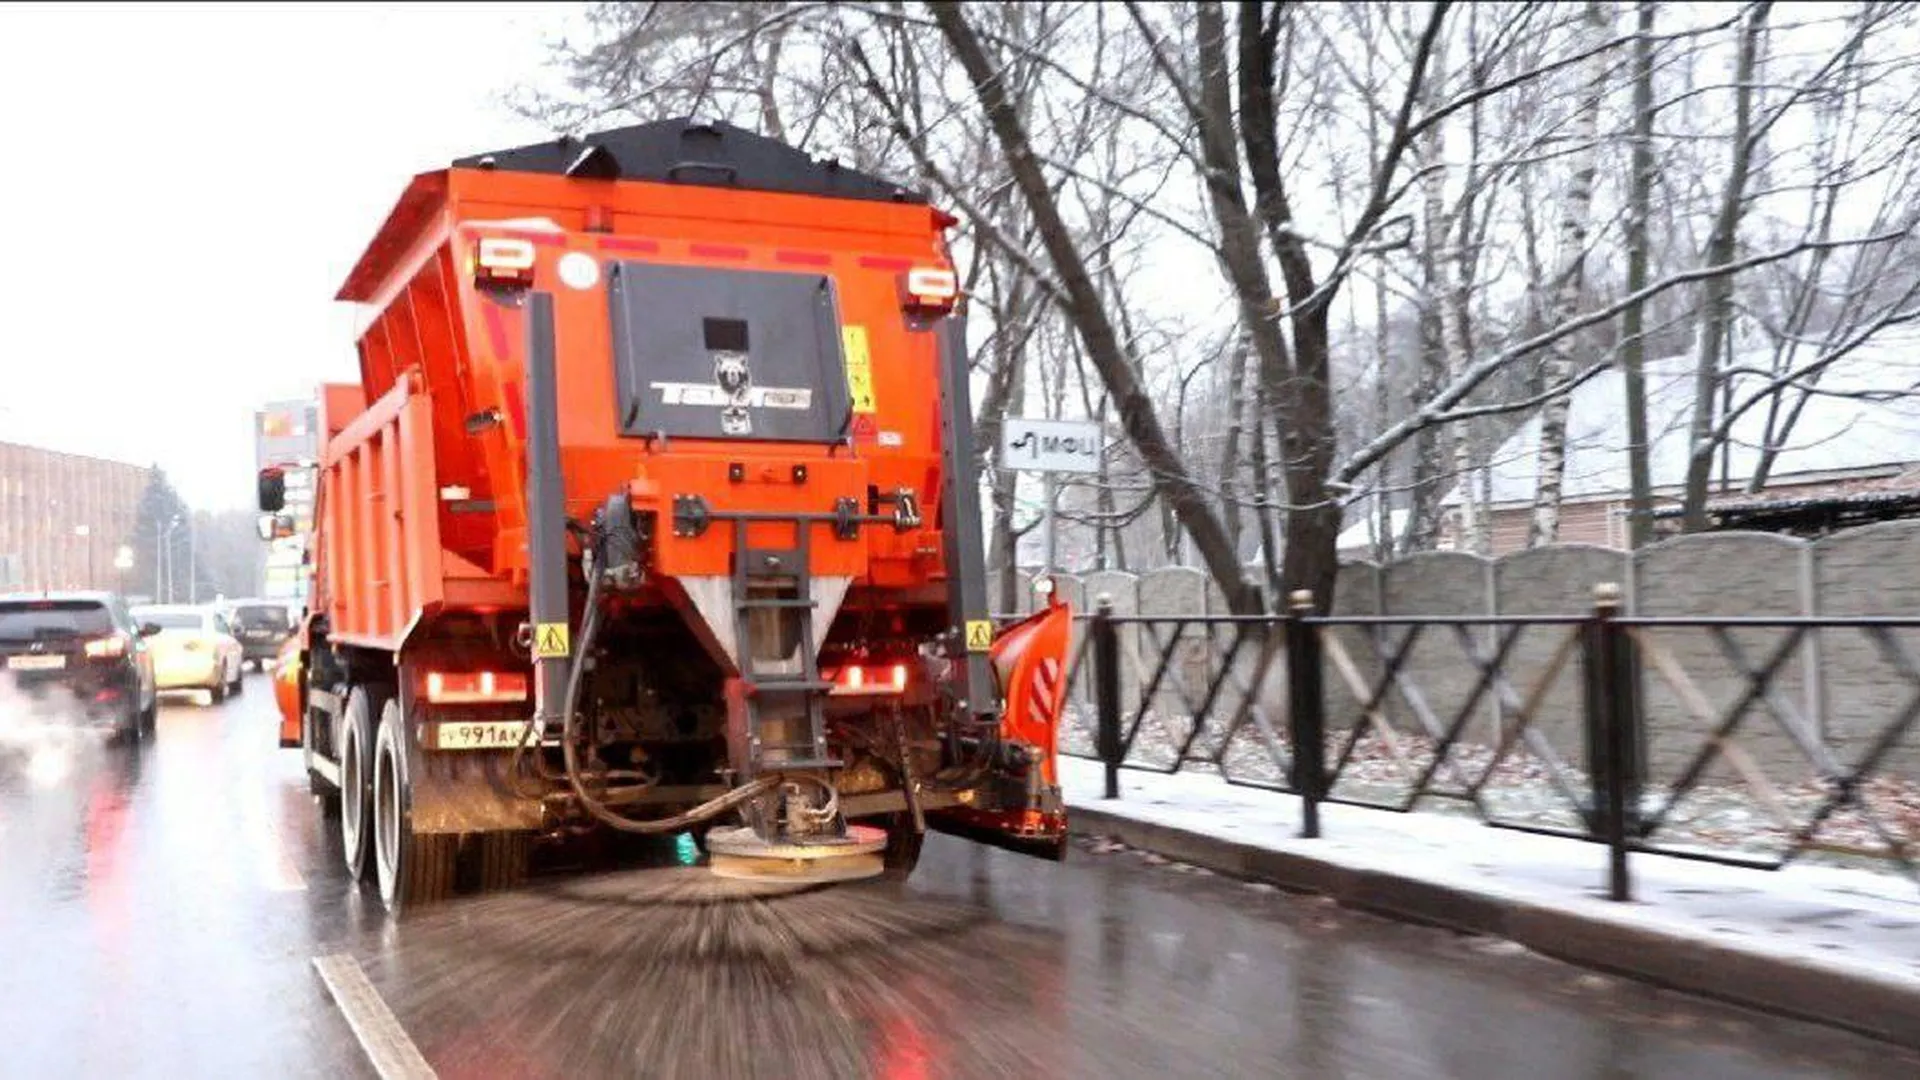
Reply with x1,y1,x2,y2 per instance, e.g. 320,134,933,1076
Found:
703,824,889,884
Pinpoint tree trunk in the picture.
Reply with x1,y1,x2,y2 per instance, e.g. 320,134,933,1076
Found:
1409,56,1450,553
1233,0,1448,611
1682,3,1771,531
1371,269,1395,564
1621,1,1657,549
1219,337,1250,559
932,2,1257,611
1444,9,1485,555
1527,1,1610,547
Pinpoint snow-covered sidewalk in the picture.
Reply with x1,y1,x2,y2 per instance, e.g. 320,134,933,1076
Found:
1059,756,1920,1048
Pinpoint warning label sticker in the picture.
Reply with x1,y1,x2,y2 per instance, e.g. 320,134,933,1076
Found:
842,326,877,414
533,622,571,659
964,619,994,652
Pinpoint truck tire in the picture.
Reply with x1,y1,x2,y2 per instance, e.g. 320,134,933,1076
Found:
373,697,455,912
208,678,227,706
339,685,382,883
228,662,243,697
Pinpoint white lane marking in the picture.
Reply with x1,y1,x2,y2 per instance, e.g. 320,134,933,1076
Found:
313,953,438,1080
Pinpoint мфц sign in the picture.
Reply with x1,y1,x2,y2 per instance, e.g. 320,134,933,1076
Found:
1000,417,1103,474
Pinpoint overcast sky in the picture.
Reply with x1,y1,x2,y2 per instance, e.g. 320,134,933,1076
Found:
0,2,582,510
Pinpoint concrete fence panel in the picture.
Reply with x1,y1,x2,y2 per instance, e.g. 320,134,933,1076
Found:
1322,561,1383,734
1493,545,1631,756
1136,569,1212,757
1814,520,1920,783
1377,551,1496,737
1633,532,1814,787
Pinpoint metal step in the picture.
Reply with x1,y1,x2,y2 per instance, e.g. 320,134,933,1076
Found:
733,524,831,773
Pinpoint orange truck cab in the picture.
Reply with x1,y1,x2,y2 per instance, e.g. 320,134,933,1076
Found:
262,118,1070,910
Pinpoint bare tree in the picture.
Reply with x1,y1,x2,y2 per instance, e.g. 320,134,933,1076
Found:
1620,1,1658,549
1527,0,1610,547
1682,2,1772,531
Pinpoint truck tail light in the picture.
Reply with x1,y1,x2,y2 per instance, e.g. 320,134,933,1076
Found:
903,267,958,314
826,662,910,696
425,670,530,705
84,634,128,659
474,237,537,286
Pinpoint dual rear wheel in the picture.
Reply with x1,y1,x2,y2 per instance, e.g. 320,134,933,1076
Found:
336,685,527,913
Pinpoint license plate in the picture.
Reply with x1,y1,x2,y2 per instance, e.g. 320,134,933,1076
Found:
432,720,533,751
7,654,66,671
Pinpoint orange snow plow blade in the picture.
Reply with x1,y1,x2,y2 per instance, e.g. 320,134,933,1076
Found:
926,593,1073,859
989,595,1073,788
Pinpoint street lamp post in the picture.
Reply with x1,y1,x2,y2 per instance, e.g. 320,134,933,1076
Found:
187,514,198,603
160,514,184,603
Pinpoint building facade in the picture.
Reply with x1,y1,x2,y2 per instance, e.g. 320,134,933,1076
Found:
0,441,151,592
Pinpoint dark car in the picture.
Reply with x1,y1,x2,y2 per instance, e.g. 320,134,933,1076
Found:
0,592,160,742
228,600,295,669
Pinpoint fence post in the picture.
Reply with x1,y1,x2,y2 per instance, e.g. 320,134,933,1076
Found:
1093,593,1121,800
1585,581,1633,901
1286,589,1325,839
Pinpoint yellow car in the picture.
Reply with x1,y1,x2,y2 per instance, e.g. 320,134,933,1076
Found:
131,604,245,704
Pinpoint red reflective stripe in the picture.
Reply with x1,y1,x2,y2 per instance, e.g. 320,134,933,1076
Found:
501,380,527,441
858,255,912,271
775,250,831,266
690,243,749,260
598,237,659,253
1030,657,1061,725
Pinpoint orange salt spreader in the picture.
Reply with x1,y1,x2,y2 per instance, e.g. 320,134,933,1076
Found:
260,118,1073,908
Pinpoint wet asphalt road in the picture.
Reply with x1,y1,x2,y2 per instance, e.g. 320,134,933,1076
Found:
3,678,1918,1079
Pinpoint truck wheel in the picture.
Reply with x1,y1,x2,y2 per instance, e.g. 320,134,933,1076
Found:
339,685,382,882
208,678,227,706
228,663,244,696
373,697,454,912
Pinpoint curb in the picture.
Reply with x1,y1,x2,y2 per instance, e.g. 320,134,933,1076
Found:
1068,803,1920,1051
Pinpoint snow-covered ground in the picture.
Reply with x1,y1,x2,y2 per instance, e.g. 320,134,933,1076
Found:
1059,756,1920,989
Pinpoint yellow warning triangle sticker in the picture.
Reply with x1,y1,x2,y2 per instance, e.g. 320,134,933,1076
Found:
534,622,571,659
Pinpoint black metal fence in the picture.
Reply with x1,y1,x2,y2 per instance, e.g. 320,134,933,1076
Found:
1058,586,1920,900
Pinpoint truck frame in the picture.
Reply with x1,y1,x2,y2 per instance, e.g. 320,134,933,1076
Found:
264,118,1071,911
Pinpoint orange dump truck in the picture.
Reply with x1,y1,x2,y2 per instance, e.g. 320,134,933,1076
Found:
261,119,1071,911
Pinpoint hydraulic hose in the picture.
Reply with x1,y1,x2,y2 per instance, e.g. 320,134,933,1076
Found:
559,567,784,834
